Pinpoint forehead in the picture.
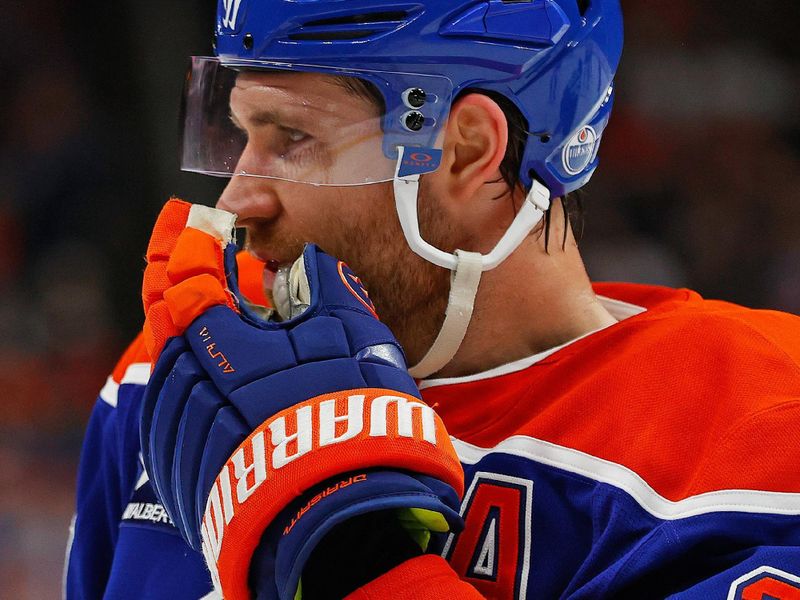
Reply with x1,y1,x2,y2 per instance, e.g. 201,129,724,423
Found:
232,70,378,116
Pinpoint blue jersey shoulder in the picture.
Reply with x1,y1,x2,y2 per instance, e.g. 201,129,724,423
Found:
66,374,213,599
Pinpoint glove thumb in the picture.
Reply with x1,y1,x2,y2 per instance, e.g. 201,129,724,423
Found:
142,199,240,362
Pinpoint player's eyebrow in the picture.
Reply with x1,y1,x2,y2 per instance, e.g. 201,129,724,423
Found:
230,107,330,134
238,97,341,126
238,108,279,125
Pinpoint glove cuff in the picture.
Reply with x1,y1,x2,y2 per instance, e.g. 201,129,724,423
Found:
200,388,463,600
252,470,463,600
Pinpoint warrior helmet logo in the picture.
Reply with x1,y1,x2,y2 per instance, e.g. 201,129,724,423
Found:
220,0,243,31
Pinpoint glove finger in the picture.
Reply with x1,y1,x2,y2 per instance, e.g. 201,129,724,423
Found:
167,226,227,285
235,250,270,308
143,301,181,364
163,273,236,330
358,361,419,398
195,406,251,543
229,358,366,429
268,244,379,322
146,199,192,263
301,244,380,320
148,352,206,517
172,380,228,550
186,305,297,397
143,202,241,361
288,316,350,363
142,261,171,314
140,337,187,482
174,204,245,318
163,211,275,333
143,201,194,361
331,308,402,357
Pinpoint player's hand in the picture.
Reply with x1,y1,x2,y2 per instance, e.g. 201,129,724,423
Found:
139,199,464,600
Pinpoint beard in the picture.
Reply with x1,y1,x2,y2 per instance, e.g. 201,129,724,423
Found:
241,179,454,366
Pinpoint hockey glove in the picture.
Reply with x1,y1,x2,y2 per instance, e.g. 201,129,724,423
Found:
140,200,464,600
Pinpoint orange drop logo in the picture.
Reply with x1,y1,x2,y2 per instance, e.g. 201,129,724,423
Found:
337,261,378,318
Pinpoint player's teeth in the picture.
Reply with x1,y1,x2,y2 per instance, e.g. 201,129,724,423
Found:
272,265,292,320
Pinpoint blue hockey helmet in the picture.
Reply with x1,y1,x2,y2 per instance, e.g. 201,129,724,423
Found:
186,0,623,196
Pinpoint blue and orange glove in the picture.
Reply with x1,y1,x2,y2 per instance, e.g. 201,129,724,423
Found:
140,200,464,600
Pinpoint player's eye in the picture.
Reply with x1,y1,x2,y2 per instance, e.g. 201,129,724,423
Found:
284,127,309,143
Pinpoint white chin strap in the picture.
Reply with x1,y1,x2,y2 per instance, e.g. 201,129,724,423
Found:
393,147,551,378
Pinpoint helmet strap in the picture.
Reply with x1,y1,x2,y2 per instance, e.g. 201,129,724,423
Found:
409,249,482,378
392,147,550,379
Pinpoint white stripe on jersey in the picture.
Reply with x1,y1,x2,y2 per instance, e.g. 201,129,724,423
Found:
98,362,151,407
99,376,119,407
452,434,800,519
62,514,76,600
121,362,152,386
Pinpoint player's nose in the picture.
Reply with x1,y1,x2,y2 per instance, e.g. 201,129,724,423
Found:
216,174,281,222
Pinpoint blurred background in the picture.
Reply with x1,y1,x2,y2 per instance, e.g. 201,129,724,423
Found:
1,0,798,596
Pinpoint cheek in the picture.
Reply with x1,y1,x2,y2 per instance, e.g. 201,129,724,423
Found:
284,183,448,322
278,184,398,269
325,188,408,281
324,184,400,254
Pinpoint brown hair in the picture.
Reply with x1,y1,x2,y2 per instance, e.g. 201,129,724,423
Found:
466,88,585,252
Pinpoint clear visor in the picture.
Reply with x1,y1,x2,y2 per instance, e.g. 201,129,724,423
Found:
180,57,453,186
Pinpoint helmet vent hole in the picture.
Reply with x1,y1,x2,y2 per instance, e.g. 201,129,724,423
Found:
576,0,590,15
289,30,379,41
303,11,410,27
286,8,418,42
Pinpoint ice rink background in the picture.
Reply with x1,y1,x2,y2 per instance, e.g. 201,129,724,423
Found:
1,1,797,596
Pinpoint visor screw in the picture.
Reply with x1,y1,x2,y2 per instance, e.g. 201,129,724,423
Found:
402,88,427,109
540,134,551,143
243,33,254,50
402,111,425,132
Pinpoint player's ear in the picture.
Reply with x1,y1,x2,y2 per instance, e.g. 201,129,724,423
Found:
437,93,508,202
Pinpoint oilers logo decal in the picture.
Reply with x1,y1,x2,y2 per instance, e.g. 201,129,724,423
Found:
337,261,378,318
728,566,800,600
562,126,598,175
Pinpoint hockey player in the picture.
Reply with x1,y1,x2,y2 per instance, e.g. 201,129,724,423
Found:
66,0,800,599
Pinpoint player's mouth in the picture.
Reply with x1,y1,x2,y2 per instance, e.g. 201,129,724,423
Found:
244,246,290,267
245,247,294,271
256,255,293,296
265,259,282,273
244,253,303,321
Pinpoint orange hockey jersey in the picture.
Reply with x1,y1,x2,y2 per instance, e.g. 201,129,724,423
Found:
67,282,800,599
